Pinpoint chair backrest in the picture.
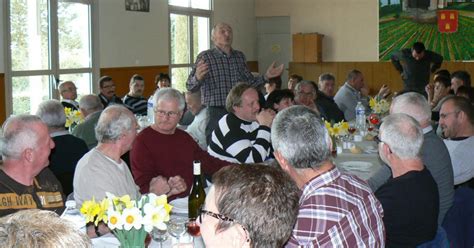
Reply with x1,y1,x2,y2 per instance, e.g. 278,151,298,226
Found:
442,187,474,248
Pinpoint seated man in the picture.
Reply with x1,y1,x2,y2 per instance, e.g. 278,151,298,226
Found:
59,81,79,110
334,69,390,121
123,74,147,116
294,80,320,112
0,209,91,247
0,115,64,217
36,99,89,196
450,70,471,94
439,96,474,185
375,113,439,247
200,164,300,247
316,73,345,122
98,76,123,108
185,90,209,150
208,83,275,163
74,105,179,206
264,89,294,112
271,106,385,247
131,88,228,200
72,94,103,149
368,92,453,226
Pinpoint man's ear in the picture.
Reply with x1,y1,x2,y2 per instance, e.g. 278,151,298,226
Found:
274,151,289,171
23,148,34,163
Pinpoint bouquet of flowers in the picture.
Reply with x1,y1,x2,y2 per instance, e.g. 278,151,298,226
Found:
80,193,172,248
369,97,390,114
325,120,349,137
64,107,84,128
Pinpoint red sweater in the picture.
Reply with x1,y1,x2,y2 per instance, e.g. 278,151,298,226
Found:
131,127,229,200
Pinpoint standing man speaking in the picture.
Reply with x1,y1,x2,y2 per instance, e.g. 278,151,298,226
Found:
391,41,443,95
187,22,283,143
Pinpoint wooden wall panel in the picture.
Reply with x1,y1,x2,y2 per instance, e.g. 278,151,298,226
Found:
100,65,169,99
336,62,356,87
289,61,474,95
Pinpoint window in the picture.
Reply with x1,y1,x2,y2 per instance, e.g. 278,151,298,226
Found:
4,0,98,115
168,0,212,92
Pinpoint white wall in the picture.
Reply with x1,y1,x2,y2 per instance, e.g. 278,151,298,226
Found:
0,0,257,70
255,0,379,62
214,0,257,61
98,0,169,68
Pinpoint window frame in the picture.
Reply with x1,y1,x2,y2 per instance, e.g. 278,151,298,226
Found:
168,2,213,92
3,0,99,115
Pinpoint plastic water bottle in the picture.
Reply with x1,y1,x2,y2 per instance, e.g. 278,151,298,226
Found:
355,101,366,133
147,94,155,124
61,200,87,233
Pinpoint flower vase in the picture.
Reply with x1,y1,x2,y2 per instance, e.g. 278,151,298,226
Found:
115,228,147,248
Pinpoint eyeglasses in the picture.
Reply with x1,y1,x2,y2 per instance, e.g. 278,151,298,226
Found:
155,110,180,118
199,208,250,243
439,111,459,119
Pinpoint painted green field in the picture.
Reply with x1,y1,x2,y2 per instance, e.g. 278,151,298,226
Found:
379,15,474,61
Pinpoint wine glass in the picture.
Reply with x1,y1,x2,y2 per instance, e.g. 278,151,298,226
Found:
168,217,187,244
348,121,357,140
186,218,201,246
368,114,380,133
151,227,168,248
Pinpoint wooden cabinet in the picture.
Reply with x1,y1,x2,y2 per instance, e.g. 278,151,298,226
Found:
292,33,324,63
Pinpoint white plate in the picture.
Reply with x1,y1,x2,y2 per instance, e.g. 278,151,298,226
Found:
169,197,188,214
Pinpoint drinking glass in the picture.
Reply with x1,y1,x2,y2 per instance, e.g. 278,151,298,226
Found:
151,227,168,248
186,218,201,246
168,217,187,244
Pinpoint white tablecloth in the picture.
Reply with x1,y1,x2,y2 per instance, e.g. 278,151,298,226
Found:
333,140,383,181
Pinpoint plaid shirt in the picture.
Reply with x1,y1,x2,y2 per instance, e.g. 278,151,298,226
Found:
187,47,266,107
286,167,385,248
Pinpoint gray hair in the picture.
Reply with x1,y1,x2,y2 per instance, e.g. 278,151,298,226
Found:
154,88,185,111
271,105,331,169
95,105,135,143
79,95,103,112
211,22,232,41
0,209,92,248
318,73,335,83
347,69,362,82
36,99,66,129
294,80,317,96
0,115,43,159
380,113,424,160
390,92,431,126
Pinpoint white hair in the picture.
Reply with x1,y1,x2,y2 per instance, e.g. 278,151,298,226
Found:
0,115,43,159
390,92,431,126
36,99,66,128
380,113,424,160
95,105,135,143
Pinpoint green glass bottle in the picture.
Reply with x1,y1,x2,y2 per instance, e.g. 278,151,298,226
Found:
188,160,206,220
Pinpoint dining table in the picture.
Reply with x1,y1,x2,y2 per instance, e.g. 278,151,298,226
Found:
332,136,385,181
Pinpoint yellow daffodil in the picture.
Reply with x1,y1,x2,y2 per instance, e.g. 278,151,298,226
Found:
369,97,390,114
80,199,100,223
64,107,84,128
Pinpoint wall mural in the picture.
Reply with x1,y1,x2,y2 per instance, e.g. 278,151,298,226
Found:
379,0,474,61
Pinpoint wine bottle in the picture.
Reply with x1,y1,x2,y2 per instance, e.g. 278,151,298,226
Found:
188,160,206,220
